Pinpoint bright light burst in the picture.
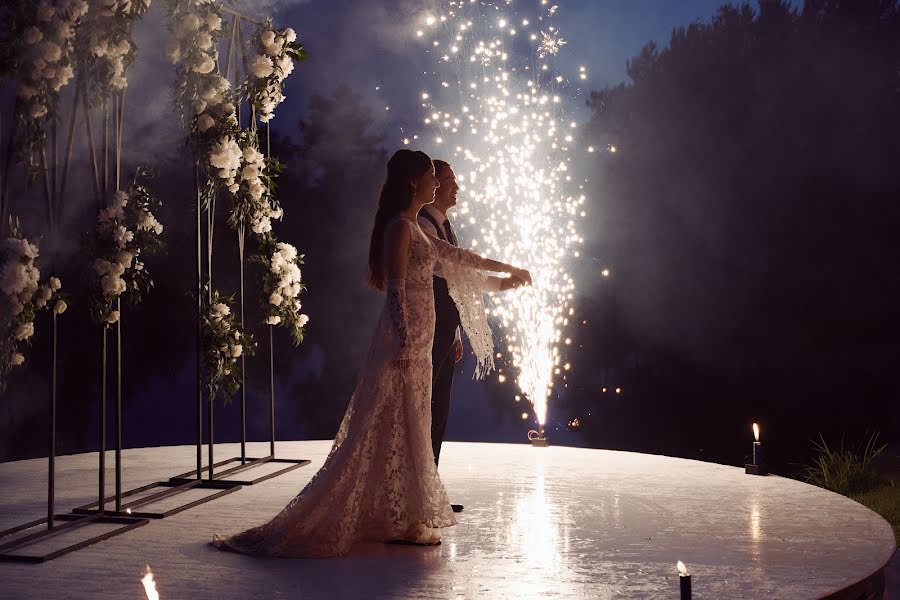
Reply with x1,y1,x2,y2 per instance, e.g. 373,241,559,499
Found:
409,0,588,427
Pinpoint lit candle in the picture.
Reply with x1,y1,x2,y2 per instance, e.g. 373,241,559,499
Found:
752,423,762,466
676,561,692,600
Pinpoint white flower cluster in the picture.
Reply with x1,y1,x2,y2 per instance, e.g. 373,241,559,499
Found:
17,0,88,120
238,142,283,235
265,242,307,329
78,0,151,94
0,234,64,373
92,189,162,324
250,26,298,123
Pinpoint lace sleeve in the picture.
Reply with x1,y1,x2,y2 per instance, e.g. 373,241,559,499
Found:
428,234,496,271
384,278,411,361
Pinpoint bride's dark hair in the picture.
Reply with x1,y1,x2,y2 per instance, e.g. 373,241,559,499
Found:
366,149,433,290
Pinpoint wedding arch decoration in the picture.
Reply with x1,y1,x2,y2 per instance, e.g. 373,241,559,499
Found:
0,0,309,561
0,220,64,393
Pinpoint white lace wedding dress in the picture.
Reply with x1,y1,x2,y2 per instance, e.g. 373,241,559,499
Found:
212,217,496,557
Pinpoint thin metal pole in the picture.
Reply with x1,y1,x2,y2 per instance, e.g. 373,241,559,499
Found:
238,227,246,463
115,299,122,512
58,84,80,216
48,313,57,529
269,325,275,457
115,90,124,191
81,91,101,204
39,149,53,233
99,326,107,512
102,99,109,197
195,162,203,481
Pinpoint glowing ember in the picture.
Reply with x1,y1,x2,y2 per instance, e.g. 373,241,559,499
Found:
676,560,689,576
410,0,587,428
753,422,760,442
141,565,159,600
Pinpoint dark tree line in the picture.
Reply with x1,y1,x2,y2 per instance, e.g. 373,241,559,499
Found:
565,0,900,469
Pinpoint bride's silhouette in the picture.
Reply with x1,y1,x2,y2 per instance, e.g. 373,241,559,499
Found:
212,149,530,557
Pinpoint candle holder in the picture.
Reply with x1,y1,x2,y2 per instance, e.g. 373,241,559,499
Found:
528,428,550,447
745,422,768,475
676,561,692,600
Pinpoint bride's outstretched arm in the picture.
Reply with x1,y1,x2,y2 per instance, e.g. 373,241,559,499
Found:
422,230,532,285
383,220,412,366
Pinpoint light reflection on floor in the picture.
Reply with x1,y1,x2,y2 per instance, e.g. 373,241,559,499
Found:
0,440,894,599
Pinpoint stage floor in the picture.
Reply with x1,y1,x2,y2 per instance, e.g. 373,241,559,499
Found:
0,441,895,599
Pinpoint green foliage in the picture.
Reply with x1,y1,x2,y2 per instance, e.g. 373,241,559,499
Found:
851,483,900,542
801,431,887,495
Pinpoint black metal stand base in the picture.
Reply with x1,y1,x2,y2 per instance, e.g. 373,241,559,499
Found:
71,477,242,520
0,513,148,563
745,463,768,475
169,455,311,486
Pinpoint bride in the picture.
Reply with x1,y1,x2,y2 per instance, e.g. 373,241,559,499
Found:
212,149,531,557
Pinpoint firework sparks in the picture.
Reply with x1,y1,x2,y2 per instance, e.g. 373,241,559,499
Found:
410,1,588,428
538,30,567,58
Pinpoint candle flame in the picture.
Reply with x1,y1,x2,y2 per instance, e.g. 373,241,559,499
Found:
676,560,689,576
752,422,760,442
141,565,159,600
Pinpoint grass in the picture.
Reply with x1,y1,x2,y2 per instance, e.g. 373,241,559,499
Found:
800,431,886,495
851,483,900,543
800,431,899,543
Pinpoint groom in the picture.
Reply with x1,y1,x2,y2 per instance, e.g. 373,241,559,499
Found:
419,159,521,514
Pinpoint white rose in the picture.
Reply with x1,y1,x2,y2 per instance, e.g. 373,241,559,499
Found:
49,276,61,291
19,86,37,100
241,164,259,181
277,54,294,78
53,299,67,315
284,28,297,43
265,315,281,325
107,310,120,324
192,99,207,114
298,314,309,326
9,353,24,366
206,13,222,31
269,292,283,307
196,32,213,51
24,27,43,45
227,183,239,194
15,322,34,341
41,41,62,63
197,113,215,132
165,40,181,64
182,13,201,32
11,301,24,316
251,55,274,79
230,345,243,358
193,55,215,74
56,21,74,41
260,30,276,47
264,38,284,56
117,251,134,269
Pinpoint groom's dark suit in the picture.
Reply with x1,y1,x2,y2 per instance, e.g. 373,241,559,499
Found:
418,206,461,467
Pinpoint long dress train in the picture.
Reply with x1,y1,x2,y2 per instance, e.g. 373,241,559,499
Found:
211,217,495,557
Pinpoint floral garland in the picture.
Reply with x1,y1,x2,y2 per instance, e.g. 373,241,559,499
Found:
247,22,304,123
75,0,151,105
253,241,308,344
86,170,164,325
0,220,65,393
201,288,254,403
8,0,88,177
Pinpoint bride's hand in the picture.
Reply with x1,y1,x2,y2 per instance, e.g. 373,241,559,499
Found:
512,268,533,286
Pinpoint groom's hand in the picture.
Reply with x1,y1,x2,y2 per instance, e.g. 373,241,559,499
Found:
453,339,463,363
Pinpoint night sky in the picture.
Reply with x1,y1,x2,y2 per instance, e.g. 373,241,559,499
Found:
2,0,896,474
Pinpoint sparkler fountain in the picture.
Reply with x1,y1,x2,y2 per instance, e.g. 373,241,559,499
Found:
408,1,587,441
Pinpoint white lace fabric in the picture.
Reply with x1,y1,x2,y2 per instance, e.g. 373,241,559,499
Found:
213,217,502,558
